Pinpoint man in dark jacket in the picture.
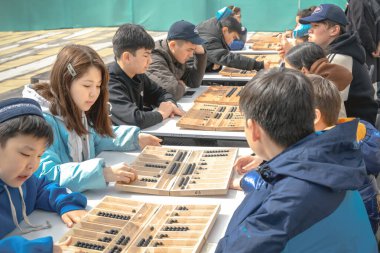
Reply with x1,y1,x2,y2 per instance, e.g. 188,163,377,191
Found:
197,16,268,72
109,24,183,129
216,68,376,252
346,0,380,103
300,4,378,125
146,20,207,100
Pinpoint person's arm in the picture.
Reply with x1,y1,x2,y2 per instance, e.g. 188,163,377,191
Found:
93,125,141,155
146,55,187,100
205,37,264,70
181,47,207,88
34,175,87,215
143,75,176,106
358,120,380,175
108,78,163,129
347,1,376,54
0,236,53,253
216,182,311,253
38,148,108,192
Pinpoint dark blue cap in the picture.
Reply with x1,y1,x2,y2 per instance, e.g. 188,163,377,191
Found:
0,98,44,123
299,4,348,26
167,20,205,45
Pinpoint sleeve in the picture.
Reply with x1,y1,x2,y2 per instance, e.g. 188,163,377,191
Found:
347,1,376,53
93,125,140,155
38,148,108,192
240,170,267,193
0,236,53,253
34,176,87,215
215,182,312,253
181,52,207,88
108,77,164,129
204,37,264,71
143,75,177,106
359,120,380,175
146,55,187,100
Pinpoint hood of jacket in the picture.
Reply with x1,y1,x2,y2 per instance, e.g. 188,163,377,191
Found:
328,32,366,65
22,84,91,162
310,58,353,91
260,119,366,191
22,84,52,115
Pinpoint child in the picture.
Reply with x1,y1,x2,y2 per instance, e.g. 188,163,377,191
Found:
299,4,378,125
197,16,268,72
146,20,207,100
110,24,184,126
23,44,161,192
292,6,316,43
216,68,376,252
215,5,247,50
0,98,87,252
237,74,380,235
284,42,353,117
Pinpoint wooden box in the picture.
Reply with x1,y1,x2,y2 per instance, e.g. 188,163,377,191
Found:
176,103,244,131
115,146,238,196
59,196,220,253
195,86,242,105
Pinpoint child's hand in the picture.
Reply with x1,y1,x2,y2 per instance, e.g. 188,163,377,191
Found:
264,61,271,69
61,210,87,228
138,133,162,148
53,236,84,253
104,162,137,183
234,155,264,175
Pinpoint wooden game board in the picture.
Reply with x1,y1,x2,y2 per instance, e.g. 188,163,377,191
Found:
247,32,281,44
59,196,220,253
176,103,245,131
195,86,242,105
219,54,282,77
246,32,281,50
115,146,238,196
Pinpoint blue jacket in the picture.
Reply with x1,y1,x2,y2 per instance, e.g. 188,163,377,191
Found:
216,120,377,252
0,176,87,253
23,85,141,192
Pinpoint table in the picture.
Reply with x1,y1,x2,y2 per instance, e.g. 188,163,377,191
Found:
202,72,252,83
6,147,250,252
142,86,247,142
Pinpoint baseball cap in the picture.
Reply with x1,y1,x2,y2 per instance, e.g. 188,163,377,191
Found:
299,4,348,26
167,20,205,45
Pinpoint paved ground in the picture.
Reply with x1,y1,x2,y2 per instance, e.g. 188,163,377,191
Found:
0,27,167,99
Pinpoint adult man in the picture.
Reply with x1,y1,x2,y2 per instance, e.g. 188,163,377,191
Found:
146,20,207,100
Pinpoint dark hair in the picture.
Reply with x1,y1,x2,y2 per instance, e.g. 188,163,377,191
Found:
113,24,155,59
285,42,326,70
239,68,315,148
321,20,346,35
220,16,242,34
0,116,54,147
307,74,340,126
297,6,316,18
33,44,114,137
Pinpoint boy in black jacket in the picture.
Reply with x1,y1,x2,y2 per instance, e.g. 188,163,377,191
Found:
109,24,183,129
197,16,269,72
299,4,378,125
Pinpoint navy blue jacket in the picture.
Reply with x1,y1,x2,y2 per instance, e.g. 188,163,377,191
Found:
216,120,377,252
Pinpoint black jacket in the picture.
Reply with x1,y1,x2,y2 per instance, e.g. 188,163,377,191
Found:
108,62,175,129
346,0,380,83
196,17,264,72
328,32,378,125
